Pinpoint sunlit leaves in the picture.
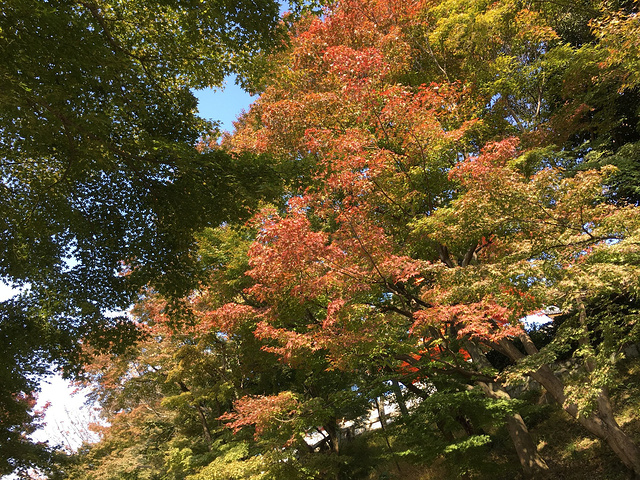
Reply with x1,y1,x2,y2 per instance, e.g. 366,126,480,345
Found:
64,0,640,476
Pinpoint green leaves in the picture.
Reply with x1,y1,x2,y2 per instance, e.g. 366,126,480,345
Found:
0,0,295,475
48,0,640,477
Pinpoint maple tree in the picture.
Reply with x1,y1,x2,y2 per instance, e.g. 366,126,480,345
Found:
64,226,378,480
222,0,640,475
60,0,640,478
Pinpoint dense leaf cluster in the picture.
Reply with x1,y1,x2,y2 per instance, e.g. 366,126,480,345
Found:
0,0,296,474
5,0,640,478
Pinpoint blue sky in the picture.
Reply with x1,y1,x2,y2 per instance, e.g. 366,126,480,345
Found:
193,76,257,132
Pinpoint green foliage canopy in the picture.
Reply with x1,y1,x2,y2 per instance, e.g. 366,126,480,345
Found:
0,0,292,475
31,0,640,478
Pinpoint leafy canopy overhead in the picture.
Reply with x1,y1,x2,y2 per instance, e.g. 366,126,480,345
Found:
8,0,640,478
0,0,310,475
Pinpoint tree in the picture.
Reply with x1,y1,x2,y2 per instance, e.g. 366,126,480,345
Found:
0,0,299,474
223,0,640,475
62,0,640,477
65,225,374,480
415,141,640,474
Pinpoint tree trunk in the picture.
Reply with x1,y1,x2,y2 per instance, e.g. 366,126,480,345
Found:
476,381,549,476
323,422,341,480
324,421,341,455
497,336,640,476
391,379,410,416
375,397,403,474
376,396,388,429
505,413,550,477
176,380,213,446
466,341,549,476
576,389,640,476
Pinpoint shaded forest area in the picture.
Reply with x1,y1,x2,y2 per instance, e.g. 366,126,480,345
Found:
2,0,640,478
